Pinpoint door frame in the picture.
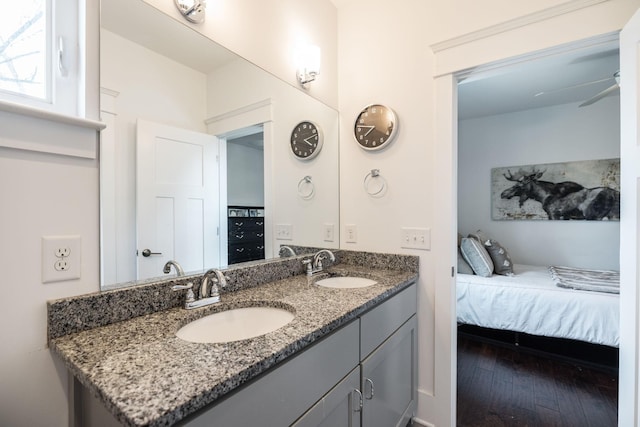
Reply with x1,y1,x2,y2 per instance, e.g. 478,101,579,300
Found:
433,31,626,426
205,99,274,261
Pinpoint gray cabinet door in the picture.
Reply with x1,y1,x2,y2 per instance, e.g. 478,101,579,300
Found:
292,367,362,427
361,315,417,427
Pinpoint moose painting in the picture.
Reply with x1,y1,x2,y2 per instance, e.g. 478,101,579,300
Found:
491,159,620,221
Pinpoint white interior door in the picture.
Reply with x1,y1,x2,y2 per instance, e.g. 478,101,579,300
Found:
136,119,220,280
619,8,640,426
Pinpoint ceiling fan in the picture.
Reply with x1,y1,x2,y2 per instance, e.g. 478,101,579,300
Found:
579,70,620,107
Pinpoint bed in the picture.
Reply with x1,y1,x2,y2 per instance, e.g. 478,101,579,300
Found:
456,264,620,347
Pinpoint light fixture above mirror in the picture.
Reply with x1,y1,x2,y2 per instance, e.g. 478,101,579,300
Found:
175,0,206,23
295,44,321,87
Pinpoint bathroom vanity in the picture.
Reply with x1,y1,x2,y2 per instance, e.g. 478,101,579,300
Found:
48,250,418,426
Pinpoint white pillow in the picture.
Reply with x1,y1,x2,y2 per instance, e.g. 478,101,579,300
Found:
460,237,494,277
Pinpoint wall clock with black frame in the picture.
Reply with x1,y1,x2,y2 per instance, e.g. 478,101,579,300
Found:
290,121,323,160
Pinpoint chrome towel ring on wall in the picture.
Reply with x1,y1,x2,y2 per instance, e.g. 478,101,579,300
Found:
298,175,315,200
364,169,387,197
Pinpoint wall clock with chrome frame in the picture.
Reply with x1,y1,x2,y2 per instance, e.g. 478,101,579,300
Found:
290,121,323,160
354,104,398,151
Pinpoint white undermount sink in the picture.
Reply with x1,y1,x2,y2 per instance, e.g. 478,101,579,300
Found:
315,276,378,289
176,306,295,343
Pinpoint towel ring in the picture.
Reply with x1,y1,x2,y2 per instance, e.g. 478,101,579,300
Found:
364,169,387,197
297,175,315,200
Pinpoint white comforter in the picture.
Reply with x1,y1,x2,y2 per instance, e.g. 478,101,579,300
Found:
456,264,619,347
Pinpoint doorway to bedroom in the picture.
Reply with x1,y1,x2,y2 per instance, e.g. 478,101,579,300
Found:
455,35,621,425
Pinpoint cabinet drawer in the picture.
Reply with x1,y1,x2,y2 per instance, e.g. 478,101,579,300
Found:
180,321,360,427
228,228,264,242
360,283,416,359
228,218,264,234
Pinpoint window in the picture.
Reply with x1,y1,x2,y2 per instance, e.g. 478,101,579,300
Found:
0,0,79,116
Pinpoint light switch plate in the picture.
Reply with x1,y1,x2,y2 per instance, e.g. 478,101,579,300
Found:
401,227,430,250
276,224,293,240
323,223,335,242
345,224,357,243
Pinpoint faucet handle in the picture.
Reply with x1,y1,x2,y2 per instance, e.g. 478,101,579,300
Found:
302,258,313,275
172,282,195,304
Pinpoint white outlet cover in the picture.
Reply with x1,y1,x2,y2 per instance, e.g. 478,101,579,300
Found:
42,235,81,283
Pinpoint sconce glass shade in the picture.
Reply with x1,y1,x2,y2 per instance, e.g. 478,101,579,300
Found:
296,44,321,87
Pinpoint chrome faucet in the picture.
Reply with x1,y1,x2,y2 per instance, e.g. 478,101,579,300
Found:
172,268,228,310
200,268,227,301
302,249,336,276
163,260,185,276
279,245,297,257
168,261,229,309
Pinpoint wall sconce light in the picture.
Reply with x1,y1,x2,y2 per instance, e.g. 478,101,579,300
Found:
295,44,321,88
175,0,206,24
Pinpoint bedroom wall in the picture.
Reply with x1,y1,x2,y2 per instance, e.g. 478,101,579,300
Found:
458,96,621,270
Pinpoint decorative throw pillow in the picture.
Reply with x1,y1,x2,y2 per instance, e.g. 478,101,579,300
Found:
460,237,494,277
457,249,474,275
468,230,491,246
484,239,514,276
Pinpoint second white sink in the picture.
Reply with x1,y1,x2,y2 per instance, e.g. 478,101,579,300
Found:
315,276,378,289
176,306,295,343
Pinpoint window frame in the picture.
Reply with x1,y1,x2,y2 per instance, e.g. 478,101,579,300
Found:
0,0,81,117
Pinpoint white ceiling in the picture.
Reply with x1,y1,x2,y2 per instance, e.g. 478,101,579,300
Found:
101,0,238,73
457,39,620,120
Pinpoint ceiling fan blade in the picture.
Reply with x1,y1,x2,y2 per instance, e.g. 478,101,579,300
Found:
534,76,612,97
578,83,619,107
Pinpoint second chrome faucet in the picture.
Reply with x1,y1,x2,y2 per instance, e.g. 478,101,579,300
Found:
302,249,336,276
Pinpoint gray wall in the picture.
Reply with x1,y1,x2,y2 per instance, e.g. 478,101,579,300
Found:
458,96,620,270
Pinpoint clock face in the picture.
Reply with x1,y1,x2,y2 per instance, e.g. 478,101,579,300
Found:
290,121,323,160
354,104,397,150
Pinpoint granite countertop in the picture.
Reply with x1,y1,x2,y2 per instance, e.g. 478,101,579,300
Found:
49,263,417,427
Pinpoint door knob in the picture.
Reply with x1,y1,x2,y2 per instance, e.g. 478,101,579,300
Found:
141,249,162,257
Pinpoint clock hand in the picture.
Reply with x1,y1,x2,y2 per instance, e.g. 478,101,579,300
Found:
358,125,375,136
303,136,316,146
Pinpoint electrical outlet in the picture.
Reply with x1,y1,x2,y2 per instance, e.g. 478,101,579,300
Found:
42,235,81,283
323,223,335,242
345,224,357,243
55,247,71,258
401,227,431,250
276,224,293,240
54,259,70,271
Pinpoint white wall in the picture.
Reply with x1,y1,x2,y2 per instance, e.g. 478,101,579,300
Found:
458,97,621,270
227,143,264,206
0,125,100,426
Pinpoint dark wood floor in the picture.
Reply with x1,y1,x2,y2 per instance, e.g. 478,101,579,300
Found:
457,334,618,427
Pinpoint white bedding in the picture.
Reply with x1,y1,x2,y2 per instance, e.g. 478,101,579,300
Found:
456,264,619,347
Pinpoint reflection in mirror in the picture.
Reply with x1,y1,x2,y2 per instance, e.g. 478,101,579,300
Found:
99,0,339,288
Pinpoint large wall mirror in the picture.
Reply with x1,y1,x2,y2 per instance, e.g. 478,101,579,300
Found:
100,0,340,288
